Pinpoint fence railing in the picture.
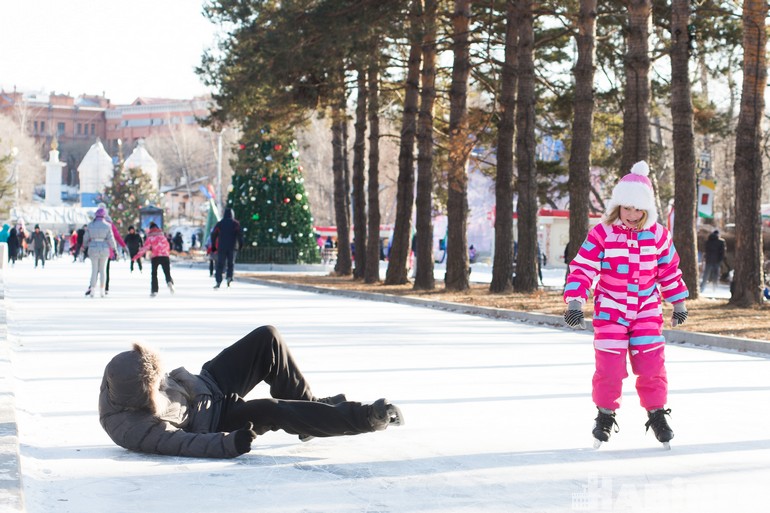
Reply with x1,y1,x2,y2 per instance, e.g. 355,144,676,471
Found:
237,246,321,265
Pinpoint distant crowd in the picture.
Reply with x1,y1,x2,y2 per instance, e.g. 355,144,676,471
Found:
0,219,198,267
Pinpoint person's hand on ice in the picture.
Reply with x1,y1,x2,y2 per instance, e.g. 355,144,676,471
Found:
564,300,586,329
672,302,688,327
233,422,257,455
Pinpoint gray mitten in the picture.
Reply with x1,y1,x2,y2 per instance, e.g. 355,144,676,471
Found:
672,302,688,327
563,300,586,329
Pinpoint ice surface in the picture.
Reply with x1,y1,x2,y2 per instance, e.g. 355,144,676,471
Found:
3,257,767,513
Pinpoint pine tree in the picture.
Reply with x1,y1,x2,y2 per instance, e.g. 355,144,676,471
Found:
229,129,320,264
101,165,159,231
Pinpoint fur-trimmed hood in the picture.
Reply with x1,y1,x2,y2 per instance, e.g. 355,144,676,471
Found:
103,343,164,413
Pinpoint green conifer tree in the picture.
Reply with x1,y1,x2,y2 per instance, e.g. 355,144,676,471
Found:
229,129,320,263
101,165,160,230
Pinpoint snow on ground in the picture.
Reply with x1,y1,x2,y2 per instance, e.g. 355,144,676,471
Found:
3,256,767,513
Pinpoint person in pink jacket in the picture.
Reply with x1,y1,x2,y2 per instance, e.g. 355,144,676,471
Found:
132,222,175,297
563,161,688,449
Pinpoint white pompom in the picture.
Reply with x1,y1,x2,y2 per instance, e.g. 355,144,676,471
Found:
630,161,650,176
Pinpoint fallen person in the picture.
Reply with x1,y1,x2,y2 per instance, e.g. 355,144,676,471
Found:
99,325,404,458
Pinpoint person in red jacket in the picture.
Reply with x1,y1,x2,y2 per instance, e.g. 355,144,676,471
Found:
133,222,175,297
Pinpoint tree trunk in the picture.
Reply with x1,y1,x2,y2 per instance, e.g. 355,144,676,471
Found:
620,0,651,174
513,0,538,293
331,101,352,275
445,0,472,292
365,64,382,284
729,0,767,307
670,0,699,298
413,0,438,291
565,0,597,269
385,0,423,285
352,69,368,280
490,0,518,294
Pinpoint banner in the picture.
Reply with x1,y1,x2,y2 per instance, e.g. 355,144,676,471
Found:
697,179,716,218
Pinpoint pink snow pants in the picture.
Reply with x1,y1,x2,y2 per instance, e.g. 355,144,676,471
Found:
591,316,668,411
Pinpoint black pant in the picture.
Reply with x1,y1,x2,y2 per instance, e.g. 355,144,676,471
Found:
34,248,45,267
204,326,373,438
150,256,173,293
215,249,235,284
130,251,142,272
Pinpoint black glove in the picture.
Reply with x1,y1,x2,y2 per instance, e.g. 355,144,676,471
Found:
563,300,586,329
233,422,257,454
672,302,688,327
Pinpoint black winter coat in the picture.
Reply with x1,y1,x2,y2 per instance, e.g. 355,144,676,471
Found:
99,343,243,459
211,209,244,253
124,232,144,255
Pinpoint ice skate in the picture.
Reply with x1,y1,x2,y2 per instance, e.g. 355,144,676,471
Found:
368,398,405,431
592,408,618,448
299,394,348,442
645,408,674,449
168,282,175,294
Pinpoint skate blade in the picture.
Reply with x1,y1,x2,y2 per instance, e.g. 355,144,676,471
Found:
662,441,671,450
592,438,603,449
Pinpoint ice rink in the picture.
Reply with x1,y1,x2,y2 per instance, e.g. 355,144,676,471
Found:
2,256,769,513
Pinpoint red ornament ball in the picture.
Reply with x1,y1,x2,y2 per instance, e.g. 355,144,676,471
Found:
283,197,290,204
239,144,246,150
274,144,282,151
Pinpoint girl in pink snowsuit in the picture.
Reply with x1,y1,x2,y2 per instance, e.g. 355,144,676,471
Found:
563,161,688,447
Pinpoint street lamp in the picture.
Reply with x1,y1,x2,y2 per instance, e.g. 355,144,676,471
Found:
217,128,225,214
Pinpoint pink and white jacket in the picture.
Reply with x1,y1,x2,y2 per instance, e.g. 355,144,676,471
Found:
133,227,170,260
564,221,688,325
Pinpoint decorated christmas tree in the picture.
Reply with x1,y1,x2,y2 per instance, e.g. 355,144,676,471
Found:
228,128,320,263
100,164,159,230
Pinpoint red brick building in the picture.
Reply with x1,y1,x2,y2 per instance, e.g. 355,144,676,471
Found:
0,89,110,145
0,89,211,156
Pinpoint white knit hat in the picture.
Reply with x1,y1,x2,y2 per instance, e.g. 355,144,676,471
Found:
604,161,658,229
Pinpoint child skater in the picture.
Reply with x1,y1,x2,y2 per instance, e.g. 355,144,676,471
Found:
563,161,689,448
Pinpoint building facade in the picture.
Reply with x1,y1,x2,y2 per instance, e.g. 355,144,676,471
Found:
0,89,211,157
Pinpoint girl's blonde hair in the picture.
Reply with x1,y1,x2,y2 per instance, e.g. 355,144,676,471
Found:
604,205,648,230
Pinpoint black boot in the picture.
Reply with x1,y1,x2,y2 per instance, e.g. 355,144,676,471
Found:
368,398,404,431
592,408,619,445
315,393,347,405
645,408,674,443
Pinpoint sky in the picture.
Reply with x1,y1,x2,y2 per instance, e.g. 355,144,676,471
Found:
0,0,222,105
3,259,767,513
